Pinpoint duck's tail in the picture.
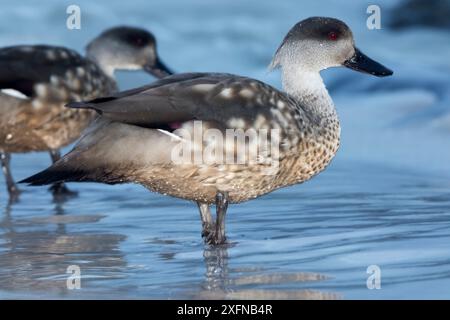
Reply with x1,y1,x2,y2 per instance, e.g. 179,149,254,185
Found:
19,160,91,186
20,150,124,186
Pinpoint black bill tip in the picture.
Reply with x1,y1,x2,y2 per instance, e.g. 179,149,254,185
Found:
144,58,174,79
343,48,393,77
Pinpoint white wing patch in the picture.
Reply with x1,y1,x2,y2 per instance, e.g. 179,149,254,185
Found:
157,129,183,141
1,89,29,100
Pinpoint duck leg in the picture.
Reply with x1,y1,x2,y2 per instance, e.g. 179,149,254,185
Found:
0,152,20,201
197,202,215,241
48,149,77,198
213,191,229,245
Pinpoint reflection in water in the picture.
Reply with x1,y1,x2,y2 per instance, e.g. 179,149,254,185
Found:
203,246,229,292
186,245,341,300
1,161,449,299
0,201,126,296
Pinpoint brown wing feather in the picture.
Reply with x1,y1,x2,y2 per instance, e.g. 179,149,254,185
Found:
66,73,292,128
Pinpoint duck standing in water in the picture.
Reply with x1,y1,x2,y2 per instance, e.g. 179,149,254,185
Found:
0,26,173,201
22,17,392,244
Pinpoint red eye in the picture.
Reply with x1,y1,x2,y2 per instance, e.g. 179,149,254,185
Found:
135,38,143,45
328,31,338,41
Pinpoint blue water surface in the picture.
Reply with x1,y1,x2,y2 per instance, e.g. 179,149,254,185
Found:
1,0,449,299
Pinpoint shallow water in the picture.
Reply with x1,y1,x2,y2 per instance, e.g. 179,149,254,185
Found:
1,0,450,299
1,159,450,299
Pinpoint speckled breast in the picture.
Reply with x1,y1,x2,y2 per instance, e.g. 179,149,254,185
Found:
139,119,341,204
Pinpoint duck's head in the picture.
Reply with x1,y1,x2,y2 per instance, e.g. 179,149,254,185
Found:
270,17,393,77
86,26,173,78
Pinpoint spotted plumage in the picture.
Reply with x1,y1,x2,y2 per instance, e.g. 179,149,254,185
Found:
22,17,392,244
0,45,116,153
0,26,173,200
48,73,339,204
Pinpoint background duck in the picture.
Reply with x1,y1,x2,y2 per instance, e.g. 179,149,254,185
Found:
21,17,392,245
0,26,173,201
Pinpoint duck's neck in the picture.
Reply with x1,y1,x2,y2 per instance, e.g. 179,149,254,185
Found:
86,47,116,78
281,67,337,121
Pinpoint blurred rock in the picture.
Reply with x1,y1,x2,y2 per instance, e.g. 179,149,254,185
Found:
388,0,450,30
